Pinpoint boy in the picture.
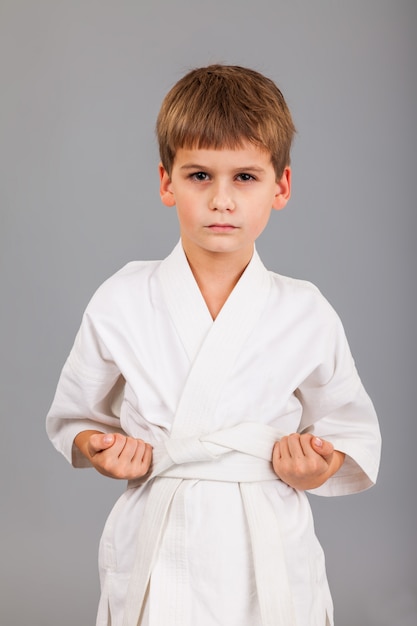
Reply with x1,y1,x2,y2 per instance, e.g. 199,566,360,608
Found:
46,65,381,626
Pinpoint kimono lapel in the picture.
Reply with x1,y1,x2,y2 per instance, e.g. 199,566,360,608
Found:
156,241,213,363
158,241,271,437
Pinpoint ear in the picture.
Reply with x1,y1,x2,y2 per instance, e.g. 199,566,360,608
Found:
272,166,291,211
159,163,176,207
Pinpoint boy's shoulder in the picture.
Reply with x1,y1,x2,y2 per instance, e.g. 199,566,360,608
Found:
269,268,323,301
101,258,161,287
269,269,319,292
85,259,161,313
267,268,341,326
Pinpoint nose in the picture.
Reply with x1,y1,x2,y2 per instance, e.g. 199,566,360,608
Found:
209,183,235,212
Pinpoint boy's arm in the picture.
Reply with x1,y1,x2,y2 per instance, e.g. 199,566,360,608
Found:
74,430,153,480
272,433,345,491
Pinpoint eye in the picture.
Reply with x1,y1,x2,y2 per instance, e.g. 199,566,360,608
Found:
190,171,210,181
236,173,255,182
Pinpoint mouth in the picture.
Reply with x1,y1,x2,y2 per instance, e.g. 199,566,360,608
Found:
206,223,238,232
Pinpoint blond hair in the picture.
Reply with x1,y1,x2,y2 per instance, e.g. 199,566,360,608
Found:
156,64,296,178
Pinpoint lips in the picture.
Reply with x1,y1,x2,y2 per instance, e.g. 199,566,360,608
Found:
207,223,238,232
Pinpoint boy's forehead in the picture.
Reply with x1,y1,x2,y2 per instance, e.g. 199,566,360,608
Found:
173,142,274,168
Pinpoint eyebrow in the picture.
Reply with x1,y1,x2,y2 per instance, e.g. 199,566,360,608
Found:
179,163,266,173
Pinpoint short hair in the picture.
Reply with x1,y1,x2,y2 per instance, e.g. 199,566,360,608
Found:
156,64,296,179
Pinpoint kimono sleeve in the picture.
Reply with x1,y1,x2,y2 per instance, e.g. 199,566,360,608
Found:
296,299,381,497
46,307,127,469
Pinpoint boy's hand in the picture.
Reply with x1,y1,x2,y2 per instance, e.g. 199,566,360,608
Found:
272,433,345,490
75,431,153,480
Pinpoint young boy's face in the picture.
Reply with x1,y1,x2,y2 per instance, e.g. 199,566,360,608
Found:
159,141,291,263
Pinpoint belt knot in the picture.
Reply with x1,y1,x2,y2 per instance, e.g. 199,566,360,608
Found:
165,435,220,465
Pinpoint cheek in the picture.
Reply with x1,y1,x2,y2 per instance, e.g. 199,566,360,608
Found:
176,203,195,227
255,220,269,237
250,207,272,237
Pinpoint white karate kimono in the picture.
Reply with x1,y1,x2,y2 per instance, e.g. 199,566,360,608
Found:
46,242,381,626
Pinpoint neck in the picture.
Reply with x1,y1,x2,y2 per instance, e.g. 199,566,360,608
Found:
182,242,254,319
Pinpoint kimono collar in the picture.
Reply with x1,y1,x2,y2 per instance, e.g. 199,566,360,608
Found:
157,240,271,362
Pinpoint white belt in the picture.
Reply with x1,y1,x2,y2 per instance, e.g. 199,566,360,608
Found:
123,423,296,626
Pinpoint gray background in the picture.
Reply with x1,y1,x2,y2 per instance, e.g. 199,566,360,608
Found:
1,1,416,624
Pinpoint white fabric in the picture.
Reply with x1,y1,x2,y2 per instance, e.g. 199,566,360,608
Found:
46,242,381,626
